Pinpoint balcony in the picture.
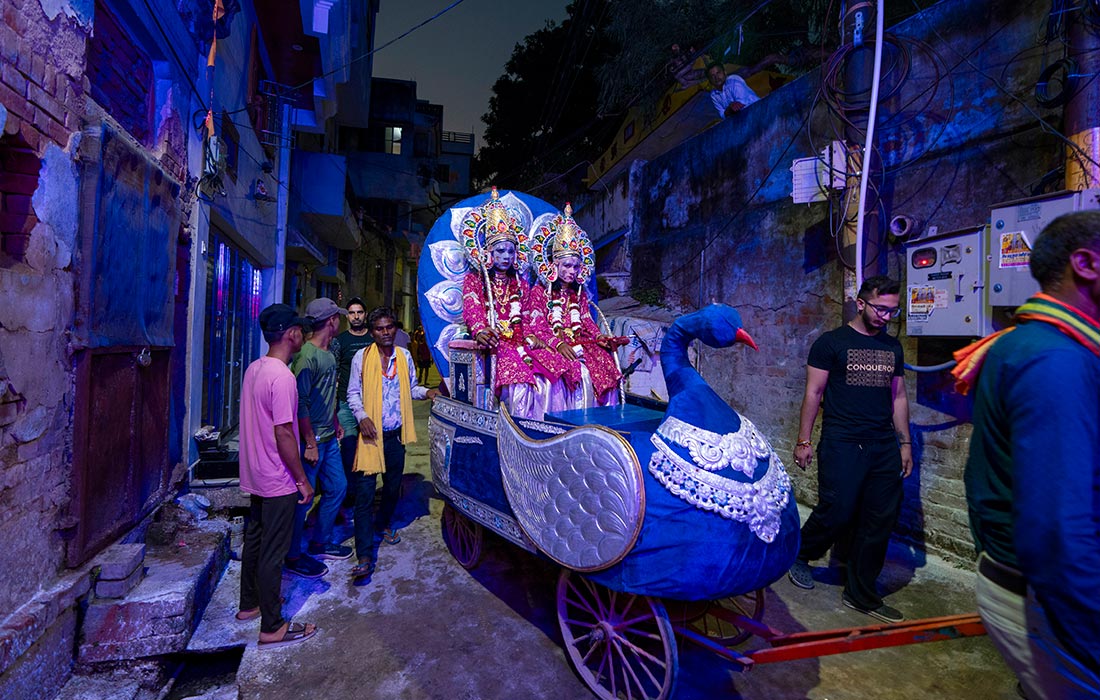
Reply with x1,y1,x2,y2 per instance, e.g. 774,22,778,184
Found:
289,150,362,250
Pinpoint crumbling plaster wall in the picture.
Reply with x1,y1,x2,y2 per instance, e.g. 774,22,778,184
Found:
592,0,1057,563
0,0,89,622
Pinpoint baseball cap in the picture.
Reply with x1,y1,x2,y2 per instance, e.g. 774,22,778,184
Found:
259,304,310,333
305,297,348,322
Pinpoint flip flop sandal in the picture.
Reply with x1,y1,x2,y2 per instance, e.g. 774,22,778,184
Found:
257,621,316,649
351,561,375,579
381,528,401,545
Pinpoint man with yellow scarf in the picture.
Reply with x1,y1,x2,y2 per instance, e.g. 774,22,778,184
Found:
346,307,439,578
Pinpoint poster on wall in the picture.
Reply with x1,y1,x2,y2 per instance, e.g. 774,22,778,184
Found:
999,231,1032,268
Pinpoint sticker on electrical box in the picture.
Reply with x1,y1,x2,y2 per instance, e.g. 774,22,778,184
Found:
934,288,949,308
999,231,1031,269
909,285,936,317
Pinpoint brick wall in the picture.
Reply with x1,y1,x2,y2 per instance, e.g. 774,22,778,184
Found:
0,0,91,694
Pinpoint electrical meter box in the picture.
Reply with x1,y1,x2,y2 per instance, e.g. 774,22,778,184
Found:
988,189,1100,308
905,226,986,337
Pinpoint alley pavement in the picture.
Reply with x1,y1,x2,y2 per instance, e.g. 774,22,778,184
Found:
189,376,1018,700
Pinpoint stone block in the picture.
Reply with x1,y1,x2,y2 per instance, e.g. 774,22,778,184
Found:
94,565,144,599
94,543,145,581
78,527,229,664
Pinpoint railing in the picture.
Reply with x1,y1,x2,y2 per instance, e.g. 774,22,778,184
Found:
442,131,474,144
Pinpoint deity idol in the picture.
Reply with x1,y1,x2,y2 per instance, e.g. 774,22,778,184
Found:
526,203,627,410
460,187,566,418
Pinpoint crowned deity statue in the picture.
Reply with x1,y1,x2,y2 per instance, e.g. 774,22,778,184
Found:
460,187,567,419
526,203,627,411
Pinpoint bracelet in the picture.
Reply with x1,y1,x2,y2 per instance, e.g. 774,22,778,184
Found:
898,441,911,445
796,440,812,448
295,481,305,486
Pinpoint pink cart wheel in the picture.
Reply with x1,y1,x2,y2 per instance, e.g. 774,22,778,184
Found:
557,569,678,700
441,502,483,569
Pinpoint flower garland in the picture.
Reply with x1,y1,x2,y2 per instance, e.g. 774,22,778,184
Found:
549,288,582,341
490,274,522,339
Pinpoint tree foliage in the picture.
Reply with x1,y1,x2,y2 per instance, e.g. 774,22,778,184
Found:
475,0,920,192
473,0,616,191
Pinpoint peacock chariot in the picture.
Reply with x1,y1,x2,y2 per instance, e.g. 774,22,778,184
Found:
418,190,801,700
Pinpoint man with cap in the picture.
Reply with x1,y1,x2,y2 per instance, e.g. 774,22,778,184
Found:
284,297,352,579
237,303,317,648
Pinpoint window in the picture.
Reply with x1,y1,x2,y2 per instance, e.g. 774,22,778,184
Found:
315,279,337,300
384,126,402,155
201,229,263,430
221,112,239,182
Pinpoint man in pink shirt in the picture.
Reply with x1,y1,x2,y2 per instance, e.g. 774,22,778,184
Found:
236,304,317,648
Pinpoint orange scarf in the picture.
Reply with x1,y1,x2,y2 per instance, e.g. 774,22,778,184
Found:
951,293,1100,395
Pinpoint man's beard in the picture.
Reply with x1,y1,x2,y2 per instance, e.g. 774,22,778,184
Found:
349,319,366,331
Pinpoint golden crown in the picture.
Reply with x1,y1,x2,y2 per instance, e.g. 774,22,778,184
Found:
551,202,583,259
481,186,519,249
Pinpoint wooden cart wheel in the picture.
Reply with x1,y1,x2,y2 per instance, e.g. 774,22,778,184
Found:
686,589,765,647
557,569,678,700
441,502,483,569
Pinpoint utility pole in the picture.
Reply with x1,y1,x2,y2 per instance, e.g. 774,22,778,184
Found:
1064,7,1100,190
839,1,884,310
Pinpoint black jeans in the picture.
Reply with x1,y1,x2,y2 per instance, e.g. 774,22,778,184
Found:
350,430,406,561
240,492,298,633
797,437,903,609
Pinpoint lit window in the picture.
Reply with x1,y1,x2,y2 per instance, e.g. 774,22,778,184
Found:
385,126,403,155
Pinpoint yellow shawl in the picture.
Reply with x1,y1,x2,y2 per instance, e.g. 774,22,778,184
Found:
353,344,416,474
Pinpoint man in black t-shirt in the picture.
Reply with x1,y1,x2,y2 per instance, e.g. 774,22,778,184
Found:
787,276,913,624
331,297,374,492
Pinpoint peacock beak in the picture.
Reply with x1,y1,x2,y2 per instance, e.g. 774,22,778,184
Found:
736,327,758,351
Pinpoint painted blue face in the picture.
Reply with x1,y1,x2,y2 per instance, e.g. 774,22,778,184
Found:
490,241,516,272
555,255,582,284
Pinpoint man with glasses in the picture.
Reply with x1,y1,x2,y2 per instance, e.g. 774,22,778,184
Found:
787,276,912,624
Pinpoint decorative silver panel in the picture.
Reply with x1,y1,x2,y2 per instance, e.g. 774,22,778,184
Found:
497,408,645,572
430,403,535,552
432,398,498,436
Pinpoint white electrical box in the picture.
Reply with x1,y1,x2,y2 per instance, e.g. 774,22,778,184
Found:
987,189,1100,308
905,226,986,337
790,141,846,204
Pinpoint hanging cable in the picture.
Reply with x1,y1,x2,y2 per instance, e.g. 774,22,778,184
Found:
854,0,885,291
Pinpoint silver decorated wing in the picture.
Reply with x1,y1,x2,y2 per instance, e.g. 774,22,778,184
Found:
497,408,645,571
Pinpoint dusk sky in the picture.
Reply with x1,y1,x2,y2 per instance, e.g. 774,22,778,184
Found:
372,0,570,149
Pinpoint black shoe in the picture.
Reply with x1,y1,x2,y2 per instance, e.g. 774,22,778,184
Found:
841,593,904,623
284,555,328,579
787,560,815,589
308,542,353,560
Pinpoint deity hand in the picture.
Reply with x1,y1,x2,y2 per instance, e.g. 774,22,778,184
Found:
596,335,630,351
556,340,577,361
475,329,499,350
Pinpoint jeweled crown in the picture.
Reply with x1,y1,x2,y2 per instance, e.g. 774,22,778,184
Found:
481,186,519,249
551,202,583,259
